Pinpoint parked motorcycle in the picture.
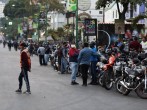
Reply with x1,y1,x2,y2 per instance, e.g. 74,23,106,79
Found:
116,58,147,99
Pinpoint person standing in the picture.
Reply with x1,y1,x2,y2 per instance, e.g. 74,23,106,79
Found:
141,37,147,53
28,43,34,56
61,42,68,74
15,42,31,94
78,42,99,86
37,44,46,65
13,40,18,51
8,41,12,51
69,44,79,85
89,42,98,85
44,45,51,65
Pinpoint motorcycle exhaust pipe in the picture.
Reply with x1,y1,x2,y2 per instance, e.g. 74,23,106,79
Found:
119,81,130,90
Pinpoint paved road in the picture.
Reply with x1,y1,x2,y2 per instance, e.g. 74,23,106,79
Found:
0,44,146,110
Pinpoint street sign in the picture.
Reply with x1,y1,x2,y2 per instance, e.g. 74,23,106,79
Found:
84,19,97,36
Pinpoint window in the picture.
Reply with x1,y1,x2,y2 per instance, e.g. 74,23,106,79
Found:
99,11,103,14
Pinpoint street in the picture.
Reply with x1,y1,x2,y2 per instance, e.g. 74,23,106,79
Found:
0,44,146,110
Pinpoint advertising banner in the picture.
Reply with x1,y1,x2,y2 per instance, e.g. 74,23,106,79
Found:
67,0,77,12
84,19,97,36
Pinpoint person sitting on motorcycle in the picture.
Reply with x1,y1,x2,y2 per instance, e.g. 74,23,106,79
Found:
103,50,116,70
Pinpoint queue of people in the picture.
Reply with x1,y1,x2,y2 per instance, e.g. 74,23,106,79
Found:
2,34,147,95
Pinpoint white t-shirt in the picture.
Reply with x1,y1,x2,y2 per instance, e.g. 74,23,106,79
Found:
141,41,147,53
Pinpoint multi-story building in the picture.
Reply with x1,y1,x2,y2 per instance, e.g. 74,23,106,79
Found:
0,1,5,18
48,0,104,29
104,2,146,24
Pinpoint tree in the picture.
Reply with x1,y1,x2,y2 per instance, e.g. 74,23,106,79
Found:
95,0,146,20
3,0,65,19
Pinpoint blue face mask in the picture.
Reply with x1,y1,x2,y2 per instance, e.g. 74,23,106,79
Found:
117,42,122,47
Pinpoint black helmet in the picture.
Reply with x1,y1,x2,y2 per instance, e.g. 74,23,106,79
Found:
142,59,147,66
138,53,146,61
106,49,112,56
133,58,140,65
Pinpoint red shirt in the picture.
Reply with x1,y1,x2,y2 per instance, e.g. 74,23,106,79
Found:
129,41,142,52
20,49,31,70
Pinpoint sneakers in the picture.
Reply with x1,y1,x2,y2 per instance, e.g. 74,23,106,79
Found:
71,81,79,85
15,89,31,94
15,89,22,93
23,90,31,94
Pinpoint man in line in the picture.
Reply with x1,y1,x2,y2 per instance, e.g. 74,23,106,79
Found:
61,42,68,74
15,42,31,94
78,42,99,86
37,44,46,65
89,42,98,85
69,44,79,85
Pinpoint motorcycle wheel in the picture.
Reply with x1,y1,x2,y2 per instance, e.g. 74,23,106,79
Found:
136,83,147,99
98,72,104,86
103,72,113,90
116,78,130,95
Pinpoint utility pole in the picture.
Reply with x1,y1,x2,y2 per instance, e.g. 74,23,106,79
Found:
75,0,78,48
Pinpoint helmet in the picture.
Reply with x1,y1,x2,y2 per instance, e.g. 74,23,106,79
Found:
106,49,112,56
133,58,140,65
112,47,119,53
142,59,147,66
138,53,146,61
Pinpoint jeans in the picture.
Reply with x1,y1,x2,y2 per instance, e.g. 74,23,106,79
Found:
39,55,45,65
44,54,49,64
80,64,89,85
90,61,97,83
70,62,78,82
61,57,68,73
18,68,30,91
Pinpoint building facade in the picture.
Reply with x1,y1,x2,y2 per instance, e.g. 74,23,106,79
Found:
0,1,5,18
104,2,146,24
48,0,103,30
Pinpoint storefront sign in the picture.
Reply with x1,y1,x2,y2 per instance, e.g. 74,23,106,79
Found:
84,19,97,36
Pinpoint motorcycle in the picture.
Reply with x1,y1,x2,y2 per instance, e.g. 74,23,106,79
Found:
100,53,116,90
116,58,147,99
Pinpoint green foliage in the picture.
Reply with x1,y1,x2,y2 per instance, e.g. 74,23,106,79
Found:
3,0,65,19
0,17,19,39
